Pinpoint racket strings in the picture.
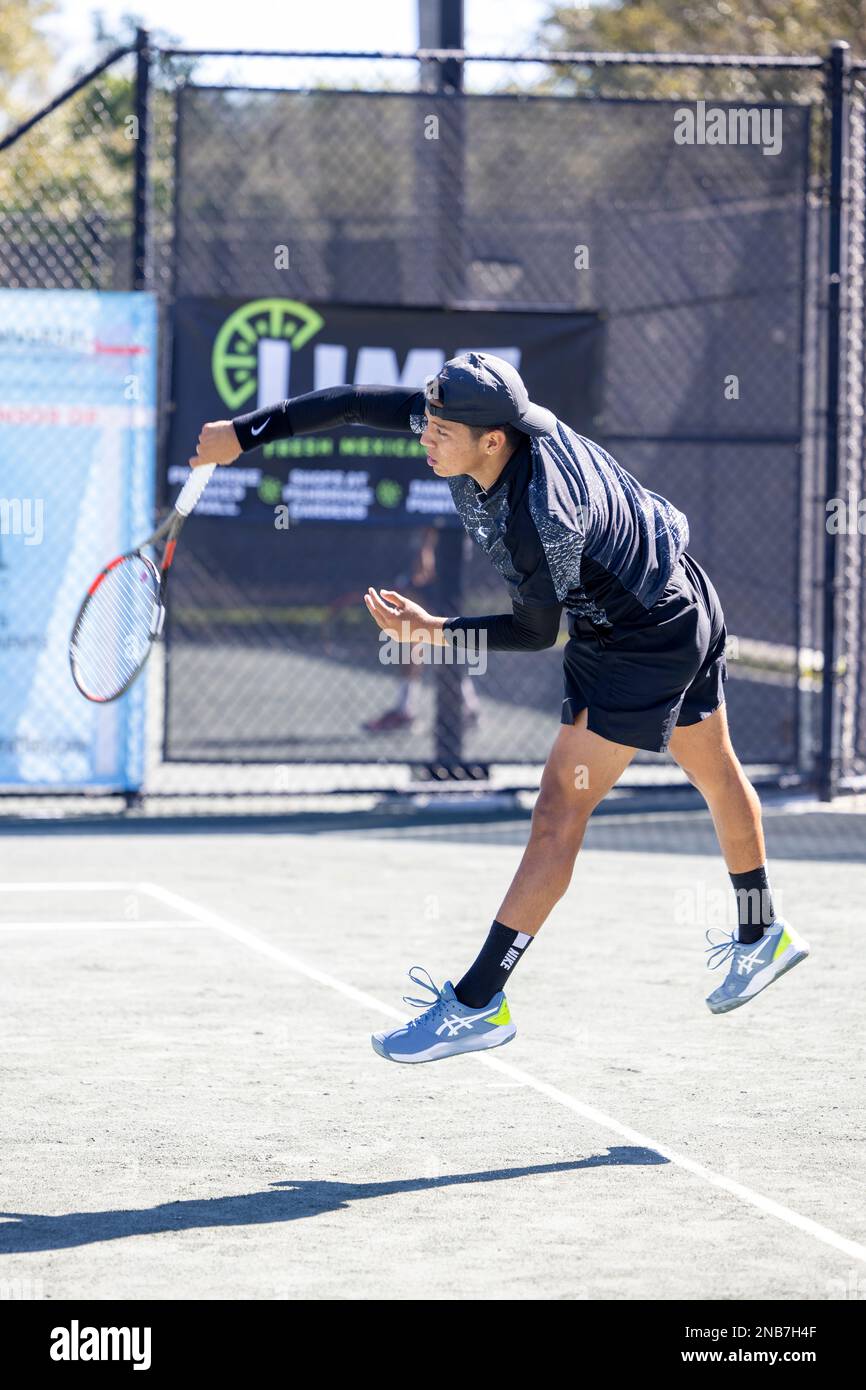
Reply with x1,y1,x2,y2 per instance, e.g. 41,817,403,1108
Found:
71,555,162,700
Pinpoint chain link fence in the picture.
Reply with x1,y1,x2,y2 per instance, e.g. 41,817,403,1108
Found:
1,40,864,813
0,46,137,291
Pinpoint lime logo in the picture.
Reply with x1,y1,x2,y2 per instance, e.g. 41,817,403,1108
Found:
212,299,324,411
258,476,283,505
376,479,403,509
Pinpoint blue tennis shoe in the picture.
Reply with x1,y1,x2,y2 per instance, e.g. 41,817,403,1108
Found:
372,966,516,1064
705,917,810,1014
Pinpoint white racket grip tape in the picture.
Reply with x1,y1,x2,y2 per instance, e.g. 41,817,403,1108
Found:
175,462,217,516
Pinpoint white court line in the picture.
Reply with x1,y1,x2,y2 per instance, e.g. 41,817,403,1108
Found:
139,879,866,1267
140,880,408,1018
0,920,203,931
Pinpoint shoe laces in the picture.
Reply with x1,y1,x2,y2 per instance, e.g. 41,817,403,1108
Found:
704,927,738,971
402,965,447,1029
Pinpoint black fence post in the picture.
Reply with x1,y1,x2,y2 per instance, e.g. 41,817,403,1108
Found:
819,40,850,802
127,27,152,809
132,27,151,291
425,1,475,779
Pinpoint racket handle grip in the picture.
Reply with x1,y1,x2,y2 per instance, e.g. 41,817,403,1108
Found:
175,462,217,516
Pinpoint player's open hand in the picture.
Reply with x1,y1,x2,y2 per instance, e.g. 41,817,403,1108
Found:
364,587,444,645
189,421,242,467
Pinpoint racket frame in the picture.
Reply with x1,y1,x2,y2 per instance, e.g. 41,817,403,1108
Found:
69,464,216,704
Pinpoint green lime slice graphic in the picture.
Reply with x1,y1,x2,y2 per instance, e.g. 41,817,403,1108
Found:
376,478,403,508
212,299,324,411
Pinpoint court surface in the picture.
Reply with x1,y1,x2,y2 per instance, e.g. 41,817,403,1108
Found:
0,802,864,1301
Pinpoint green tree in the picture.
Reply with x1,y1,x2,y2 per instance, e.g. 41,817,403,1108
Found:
0,9,197,287
540,0,866,60
531,0,866,100
0,0,59,128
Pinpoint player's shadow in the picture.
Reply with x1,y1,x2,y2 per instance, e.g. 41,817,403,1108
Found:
0,1148,666,1253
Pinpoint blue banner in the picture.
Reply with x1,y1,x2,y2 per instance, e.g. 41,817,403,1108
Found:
0,290,157,789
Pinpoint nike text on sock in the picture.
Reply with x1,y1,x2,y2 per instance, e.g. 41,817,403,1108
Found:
454,920,534,1008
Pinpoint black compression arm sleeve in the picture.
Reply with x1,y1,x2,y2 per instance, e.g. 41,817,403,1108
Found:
443,600,562,653
232,386,420,451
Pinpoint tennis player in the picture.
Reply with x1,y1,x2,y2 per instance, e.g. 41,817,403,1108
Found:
190,352,810,1064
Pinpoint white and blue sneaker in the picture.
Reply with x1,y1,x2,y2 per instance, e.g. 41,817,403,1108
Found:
705,918,810,1014
372,966,516,1064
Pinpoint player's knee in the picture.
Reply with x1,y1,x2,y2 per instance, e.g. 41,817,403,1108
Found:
682,750,743,795
677,763,702,790
531,786,593,842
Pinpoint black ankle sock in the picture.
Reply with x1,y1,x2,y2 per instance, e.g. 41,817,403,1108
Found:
454,920,533,1007
729,865,776,944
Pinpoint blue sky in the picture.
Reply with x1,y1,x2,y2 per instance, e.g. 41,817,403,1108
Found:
46,0,553,88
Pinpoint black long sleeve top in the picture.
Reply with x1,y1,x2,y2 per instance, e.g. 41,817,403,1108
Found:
232,385,565,652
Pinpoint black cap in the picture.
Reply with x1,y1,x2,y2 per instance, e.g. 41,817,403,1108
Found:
424,352,557,436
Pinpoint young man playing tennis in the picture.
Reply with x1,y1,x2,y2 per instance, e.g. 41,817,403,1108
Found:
191,352,810,1064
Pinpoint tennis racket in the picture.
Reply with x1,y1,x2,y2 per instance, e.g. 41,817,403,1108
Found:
69,463,217,703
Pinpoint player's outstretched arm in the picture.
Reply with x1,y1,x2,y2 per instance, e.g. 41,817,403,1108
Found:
189,385,420,467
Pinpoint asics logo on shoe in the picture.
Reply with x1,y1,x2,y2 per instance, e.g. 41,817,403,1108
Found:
435,1008,497,1038
500,947,520,970
736,942,767,976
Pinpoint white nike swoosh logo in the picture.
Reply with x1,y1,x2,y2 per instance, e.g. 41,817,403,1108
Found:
250,417,271,436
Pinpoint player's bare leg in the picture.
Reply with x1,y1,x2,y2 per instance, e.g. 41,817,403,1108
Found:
371,708,639,1063
667,704,764,873
667,703,810,1012
494,709,639,936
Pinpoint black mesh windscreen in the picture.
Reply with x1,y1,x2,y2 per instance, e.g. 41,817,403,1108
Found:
166,87,812,768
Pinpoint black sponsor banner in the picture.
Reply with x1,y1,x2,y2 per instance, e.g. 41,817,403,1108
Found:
167,298,603,526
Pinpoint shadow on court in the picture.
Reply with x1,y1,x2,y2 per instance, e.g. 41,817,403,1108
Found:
0,1147,667,1253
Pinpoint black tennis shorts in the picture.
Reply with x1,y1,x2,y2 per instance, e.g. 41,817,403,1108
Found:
561,551,729,753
